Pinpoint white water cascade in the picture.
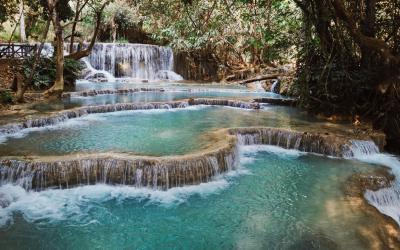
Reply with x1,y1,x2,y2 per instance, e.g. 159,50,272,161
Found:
74,43,183,82
346,140,400,225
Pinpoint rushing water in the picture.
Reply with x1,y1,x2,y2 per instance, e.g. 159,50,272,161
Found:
0,147,387,249
74,43,182,81
1,81,399,249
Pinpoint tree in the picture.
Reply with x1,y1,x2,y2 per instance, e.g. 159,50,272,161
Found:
44,0,111,98
294,0,400,152
19,0,27,42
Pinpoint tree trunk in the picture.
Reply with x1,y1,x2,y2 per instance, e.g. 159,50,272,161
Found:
111,15,117,43
69,8,79,53
44,0,64,98
19,0,26,42
360,0,377,68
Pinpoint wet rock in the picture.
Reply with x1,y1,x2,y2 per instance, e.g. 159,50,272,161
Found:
344,169,400,249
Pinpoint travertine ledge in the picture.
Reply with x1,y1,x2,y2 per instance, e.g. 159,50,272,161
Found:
0,127,384,191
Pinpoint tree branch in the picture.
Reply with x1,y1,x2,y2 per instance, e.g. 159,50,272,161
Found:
66,0,110,60
331,0,399,65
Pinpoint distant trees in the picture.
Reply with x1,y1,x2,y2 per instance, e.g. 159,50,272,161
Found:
0,0,111,99
138,0,301,69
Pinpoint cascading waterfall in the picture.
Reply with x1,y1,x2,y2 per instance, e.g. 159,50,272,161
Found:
0,139,239,191
71,43,183,81
230,127,352,157
233,131,400,225
345,140,400,225
0,126,385,191
81,57,116,82
271,80,280,94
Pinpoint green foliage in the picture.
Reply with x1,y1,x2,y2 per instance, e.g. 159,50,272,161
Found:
21,58,83,90
140,0,301,65
0,0,18,25
0,90,14,104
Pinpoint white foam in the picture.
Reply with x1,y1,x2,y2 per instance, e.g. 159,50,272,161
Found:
0,167,252,227
364,187,400,225
240,145,306,158
350,152,400,225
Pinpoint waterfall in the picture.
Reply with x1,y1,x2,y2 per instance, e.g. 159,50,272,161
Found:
72,43,183,81
345,140,400,226
271,80,280,94
81,57,116,82
0,127,390,193
39,42,183,81
0,140,239,191
230,127,350,157
344,140,380,157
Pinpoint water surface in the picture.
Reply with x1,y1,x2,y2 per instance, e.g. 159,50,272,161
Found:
0,147,384,249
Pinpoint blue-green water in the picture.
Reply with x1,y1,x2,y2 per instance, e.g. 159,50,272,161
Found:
65,90,278,108
0,106,352,157
1,83,397,249
33,86,281,112
0,147,381,249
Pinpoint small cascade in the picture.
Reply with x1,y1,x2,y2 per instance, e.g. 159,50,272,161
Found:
343,140,380,158
364,187,400,225
0,139,239,191
81,57,116,82
344,139,400,226
0,126,391,193
230,127,349,157
69,43,183,81
270,80,280,94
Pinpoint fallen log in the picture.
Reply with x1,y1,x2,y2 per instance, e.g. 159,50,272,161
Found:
237,74,280,85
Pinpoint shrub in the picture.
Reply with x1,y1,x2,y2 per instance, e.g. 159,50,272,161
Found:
0,90,14,104
21,57,83,90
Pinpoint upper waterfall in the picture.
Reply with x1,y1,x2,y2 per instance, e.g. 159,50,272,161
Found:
42,43,184,82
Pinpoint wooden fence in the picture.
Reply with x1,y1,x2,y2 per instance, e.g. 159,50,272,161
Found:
0,43,38,59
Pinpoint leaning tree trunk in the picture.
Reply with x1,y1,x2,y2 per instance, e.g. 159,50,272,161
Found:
44,0,65,99
49,23,65,96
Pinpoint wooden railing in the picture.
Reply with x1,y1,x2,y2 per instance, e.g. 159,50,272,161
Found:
0,43,38,59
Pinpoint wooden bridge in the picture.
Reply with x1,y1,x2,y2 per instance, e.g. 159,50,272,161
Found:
0,43,38,59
